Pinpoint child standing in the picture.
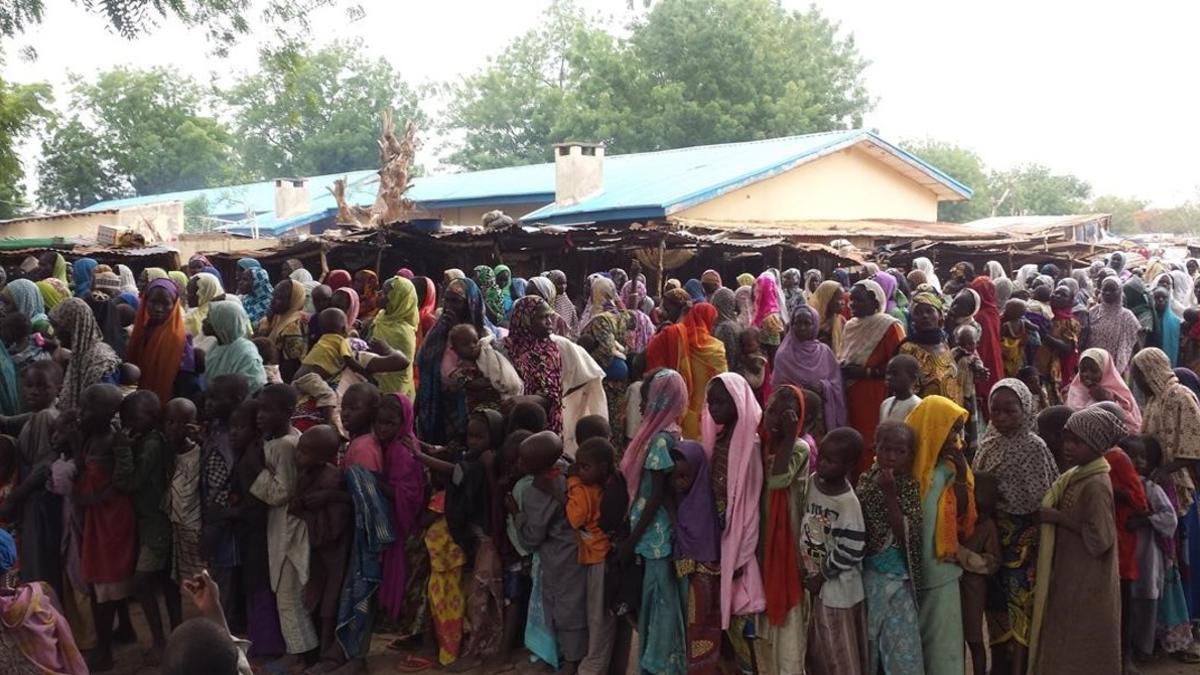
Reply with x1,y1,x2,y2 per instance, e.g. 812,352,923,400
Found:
200,374,249,631
880,354,922,423
1029,406,1122,674
291,424,352,670
1128,435,1179,663
118,390,179,653
669,439,720,672
563,437,616,675
517,431,588,675
857,420,924,675
164,399,203,587
755,385,813,675
957,472,1000,675
1000,299,1040,378
801,427,868,675
75,383,136,672
248,383,318,664
952,325,988,458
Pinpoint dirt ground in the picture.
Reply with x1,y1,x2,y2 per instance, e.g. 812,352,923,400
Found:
105,599,1197,675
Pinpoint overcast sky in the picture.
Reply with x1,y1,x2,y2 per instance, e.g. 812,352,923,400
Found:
7,0,1198,206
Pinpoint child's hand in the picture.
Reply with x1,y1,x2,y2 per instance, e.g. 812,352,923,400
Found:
879,467,896,495
803,573,825,596
504,493,520,515
368,337,392,355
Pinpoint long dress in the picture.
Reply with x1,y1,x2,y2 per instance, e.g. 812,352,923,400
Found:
846,323,904,473
917,464,965,675
1031,471,1120,674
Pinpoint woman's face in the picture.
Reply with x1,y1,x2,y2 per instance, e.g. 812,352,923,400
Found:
270,281,292,315
1051,285,1072,310
848,285,876,318
237,269,253,295
496,270,510,288
443,290,468,321
826,287,844,317
1079,356,1102,388
706,380,738,426
186,277,201,308
1101,279,1121,304
790,309,814,340
529,303,553,340
146,287,172,326
911,302,940,333
940,420,965,456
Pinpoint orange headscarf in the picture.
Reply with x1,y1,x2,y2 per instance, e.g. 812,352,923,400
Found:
356,270,380,318
683,303,728,438
127,278,188,403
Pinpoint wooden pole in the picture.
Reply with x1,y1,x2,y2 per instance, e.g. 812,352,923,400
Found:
657,232,666,297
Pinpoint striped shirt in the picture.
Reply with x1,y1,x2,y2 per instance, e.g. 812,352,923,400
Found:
800,475,867,608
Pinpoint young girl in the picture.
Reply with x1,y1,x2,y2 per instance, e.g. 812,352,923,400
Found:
669,439,720,672
754,385,812,674
1127,435,1181,662
200,374,250,631
618,368,688,673
1029,406,1122,674
857,420,924,675
702,372,766,672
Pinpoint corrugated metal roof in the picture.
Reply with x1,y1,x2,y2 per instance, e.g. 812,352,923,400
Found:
523,130,974,225
962,214,1110,234
670,217,997,241
0,209,118,225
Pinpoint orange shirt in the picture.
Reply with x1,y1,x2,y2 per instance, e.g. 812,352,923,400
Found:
565,476,609,564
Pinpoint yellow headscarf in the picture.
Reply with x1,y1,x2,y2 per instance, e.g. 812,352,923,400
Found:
736,273,755,288
184,272,224,337
905,395,976,560
808,280,846,355
265,279,308,340
51,253,67,284
370,276,418,397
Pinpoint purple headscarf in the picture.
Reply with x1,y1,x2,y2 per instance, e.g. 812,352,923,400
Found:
874,271,898,314
770,304,847,429
673,440,720,563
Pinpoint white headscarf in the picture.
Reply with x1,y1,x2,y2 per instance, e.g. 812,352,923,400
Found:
913,257,941,294
985,261,1007,280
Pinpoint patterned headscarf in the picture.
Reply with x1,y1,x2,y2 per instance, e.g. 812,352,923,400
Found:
975,379,1060,514
237,257,261,271
50,297,121,413
5,279,45,323
355,270,381,319
505,296,563,432
475,265,503,319
1064,405,1127,455
242,266,273,325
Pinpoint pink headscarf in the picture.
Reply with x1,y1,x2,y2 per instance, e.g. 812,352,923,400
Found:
334,286,361,327
1066,348,1143,433
753,272,781,327
620,368,688,502
701,372,766,628
396,268,414,279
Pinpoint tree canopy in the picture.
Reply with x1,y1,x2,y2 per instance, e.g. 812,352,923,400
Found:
901,139,992,223
0,75,49,218
224,44,424,179
443,0,871,170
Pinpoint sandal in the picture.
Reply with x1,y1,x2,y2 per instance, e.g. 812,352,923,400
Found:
394,654,436,672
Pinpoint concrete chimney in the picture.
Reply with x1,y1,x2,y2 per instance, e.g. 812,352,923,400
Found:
274,178,310,219
553,142,604,207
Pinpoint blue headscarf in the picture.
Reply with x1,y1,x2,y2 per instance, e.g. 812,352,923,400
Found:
237,258,261,271
0,528,14,572
72,257,98,297
1152,303,1181,367
5,279,46,324
242,267,273,326
416,277,496,442
684,278,706,302
200,265,224,286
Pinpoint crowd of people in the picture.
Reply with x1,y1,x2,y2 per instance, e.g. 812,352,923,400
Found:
0,249,1195,675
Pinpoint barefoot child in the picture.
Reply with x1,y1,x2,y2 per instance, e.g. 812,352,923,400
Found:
118,390,179,652
517,430,588,675
290,424,352,670
248,383,318,664
75,383,136,671
564,437,616,674
1029,406,1122,674
857,420,923,674
1127,435,1179,663
957,472,1000,675
668,438,720,672
163,398,203,587
880,354,921,422
952,325,989,458
200,374,250,632
801,427,868,674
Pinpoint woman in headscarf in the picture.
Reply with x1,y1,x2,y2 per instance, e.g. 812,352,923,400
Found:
167,271,189,304
913,257,941,295
49,298,121,412
1124,276,1154,335
874,271,906,324
36,252,67,285
753,272,785,356
619,368,688,674
994,277,1014,309
116,265,138,295
1150,284,1182,366
905,395,975,675
474,266,503,325
184,272,225,351
353,269,381,320
527,276,572,337
259,279,309,382
238,265,274,326
700,269,723,300
544,270,578,337
204,300,266,392
1087,277,1143,375
968,274,1005,406
771,302,846,430
701,373,766,663
2,279,49,334
1026,406,1123,675
413,276,438,346
733,285,754,329
185,254,212,277
972,379,1059,671
841,279,905,471
369,276,418,397
128,279,197,403
985,261,1007,281
619,278,656,351
683,279,706,303
35,275,66,312
1062,348,1140,436
898,290,962,404
610,267,629,294
710,288,741,373
579,276,623,332
415,278,492,443
809,280,846,355
504,296,606,452
1133,348,1200,511
579,279,631,444
137,267,167,295
324,269,351,291
645,300,728,440
802,269,823,299
71,258,97,298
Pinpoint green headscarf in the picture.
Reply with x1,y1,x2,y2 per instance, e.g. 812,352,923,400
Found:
205,300,266,392
370,276,418,397
474,265,503,320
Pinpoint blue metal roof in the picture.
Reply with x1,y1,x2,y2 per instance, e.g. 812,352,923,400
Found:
82,129,971,229
522,130,973,225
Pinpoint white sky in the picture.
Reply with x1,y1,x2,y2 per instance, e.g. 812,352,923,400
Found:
6,0,1199,206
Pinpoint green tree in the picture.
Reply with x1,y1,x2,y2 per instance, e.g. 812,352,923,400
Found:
442,0,871,170
37,67,237,210
224,43,424,178
901,139,991,222
1090,194,1148,234
0,75,49,218
989,164,1092,217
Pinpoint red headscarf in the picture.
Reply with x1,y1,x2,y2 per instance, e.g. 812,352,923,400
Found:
761,384,805,625
969,276,1004,406
356,270,381,318
325,269,352,290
